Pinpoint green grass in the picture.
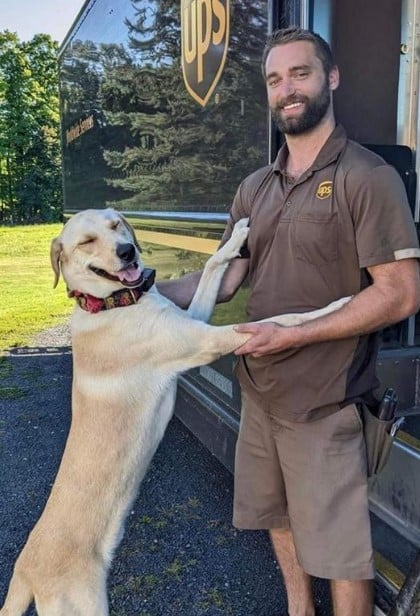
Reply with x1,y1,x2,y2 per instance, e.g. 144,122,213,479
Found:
0,386,27,400
139,242,249,324
0,224,249,352
0,223,73,351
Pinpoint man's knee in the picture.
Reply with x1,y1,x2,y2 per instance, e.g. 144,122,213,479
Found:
269,527,297,555
270,527,292,539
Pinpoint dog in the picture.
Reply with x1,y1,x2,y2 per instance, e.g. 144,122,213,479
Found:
0,208,350,615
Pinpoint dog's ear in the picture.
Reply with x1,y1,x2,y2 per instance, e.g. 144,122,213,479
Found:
50,237,63,288
119,214,142,253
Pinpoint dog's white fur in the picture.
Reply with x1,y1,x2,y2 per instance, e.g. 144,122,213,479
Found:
0,208,350,615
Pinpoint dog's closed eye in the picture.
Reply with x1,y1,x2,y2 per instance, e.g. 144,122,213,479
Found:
79,236,96,246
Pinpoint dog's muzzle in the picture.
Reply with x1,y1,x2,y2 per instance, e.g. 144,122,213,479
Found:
89,262,142,288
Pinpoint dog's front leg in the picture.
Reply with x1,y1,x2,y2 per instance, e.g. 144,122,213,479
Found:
176,296,352,371
186,218,249,322
258,296,353,327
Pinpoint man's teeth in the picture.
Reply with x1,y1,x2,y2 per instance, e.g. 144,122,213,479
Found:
284,102,301,110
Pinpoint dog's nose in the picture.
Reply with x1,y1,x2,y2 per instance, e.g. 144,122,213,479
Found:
116,243,136,263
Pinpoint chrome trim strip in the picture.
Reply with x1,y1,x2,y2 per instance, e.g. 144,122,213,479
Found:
369,497,420,548
123,211,228,224
65,209,229,225
394,435,420,458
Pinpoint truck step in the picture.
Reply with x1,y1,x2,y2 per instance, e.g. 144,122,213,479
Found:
372,511,419,613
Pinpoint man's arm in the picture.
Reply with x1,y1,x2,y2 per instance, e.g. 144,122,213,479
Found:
157,257,249,309
234,258,420,357
156,270,203,309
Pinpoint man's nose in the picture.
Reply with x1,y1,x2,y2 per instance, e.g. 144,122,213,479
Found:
278,77,296,98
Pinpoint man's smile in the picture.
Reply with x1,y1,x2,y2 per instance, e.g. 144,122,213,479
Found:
282,101,304,112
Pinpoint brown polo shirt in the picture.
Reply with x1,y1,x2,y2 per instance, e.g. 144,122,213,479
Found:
221,125,420,421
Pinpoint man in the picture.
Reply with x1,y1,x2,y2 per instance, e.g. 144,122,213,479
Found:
159,27,420,616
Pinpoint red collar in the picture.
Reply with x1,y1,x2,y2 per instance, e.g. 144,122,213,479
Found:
69,268,155,314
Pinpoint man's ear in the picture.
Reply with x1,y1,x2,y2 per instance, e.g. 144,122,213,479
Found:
329,65,339,91
119,214,142,252
50,237,63,288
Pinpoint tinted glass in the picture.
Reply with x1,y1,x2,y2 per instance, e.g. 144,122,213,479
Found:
59,0,269,213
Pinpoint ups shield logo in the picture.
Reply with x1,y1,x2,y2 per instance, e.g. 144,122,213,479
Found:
316,181,333,199
181,0,230,107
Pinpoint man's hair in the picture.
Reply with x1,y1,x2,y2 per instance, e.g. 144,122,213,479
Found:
261,26,335,79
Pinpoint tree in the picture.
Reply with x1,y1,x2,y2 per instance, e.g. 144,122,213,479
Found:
0,31,62,223
59,0,268,213
100,0,268,210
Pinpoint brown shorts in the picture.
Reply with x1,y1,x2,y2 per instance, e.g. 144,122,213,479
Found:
233,395,375,580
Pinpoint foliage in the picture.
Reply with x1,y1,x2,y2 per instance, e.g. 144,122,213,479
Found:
0,31,62,224
0,220,247,351
59,0,268,212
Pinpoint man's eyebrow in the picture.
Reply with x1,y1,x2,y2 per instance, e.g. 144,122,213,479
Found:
266,64,313,80
289,64,312,72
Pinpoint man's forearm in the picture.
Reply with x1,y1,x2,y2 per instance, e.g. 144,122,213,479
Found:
156,270,203,309
234,258,420,357
234,288,414,357
295,284,415,347
295,260,420,347
156,256,249,309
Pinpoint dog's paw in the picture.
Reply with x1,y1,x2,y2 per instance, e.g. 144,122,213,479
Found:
233,217,249,230
217,219,249,261
210,218,249,266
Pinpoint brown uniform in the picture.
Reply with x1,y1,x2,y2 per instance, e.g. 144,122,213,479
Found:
221,125,420,579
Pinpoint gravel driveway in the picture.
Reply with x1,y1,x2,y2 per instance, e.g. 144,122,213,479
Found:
0,324,332,615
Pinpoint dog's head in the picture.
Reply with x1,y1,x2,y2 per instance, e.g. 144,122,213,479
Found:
51,209,146,297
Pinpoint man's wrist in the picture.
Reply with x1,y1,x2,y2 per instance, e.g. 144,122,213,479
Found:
273,323,304,350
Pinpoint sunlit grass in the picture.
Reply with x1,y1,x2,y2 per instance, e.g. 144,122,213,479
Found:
0,223,73,351
139,241,249,324
0,224,249,352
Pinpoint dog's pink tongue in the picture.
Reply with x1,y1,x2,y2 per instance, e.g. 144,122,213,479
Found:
117,265,140,282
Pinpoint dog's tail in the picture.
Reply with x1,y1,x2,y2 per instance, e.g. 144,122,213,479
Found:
0,570,34,616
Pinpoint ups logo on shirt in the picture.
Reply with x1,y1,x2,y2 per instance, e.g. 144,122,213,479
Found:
316,181,333,199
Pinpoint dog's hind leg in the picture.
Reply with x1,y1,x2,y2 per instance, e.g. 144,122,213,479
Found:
34,581,108,616
0,569,34,616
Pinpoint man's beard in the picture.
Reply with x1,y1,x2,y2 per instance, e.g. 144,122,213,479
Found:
271,81,331,135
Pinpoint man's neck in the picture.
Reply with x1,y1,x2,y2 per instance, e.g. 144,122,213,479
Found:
285,115,336,179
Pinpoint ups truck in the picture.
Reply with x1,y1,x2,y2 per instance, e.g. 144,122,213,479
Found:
58,1,420,612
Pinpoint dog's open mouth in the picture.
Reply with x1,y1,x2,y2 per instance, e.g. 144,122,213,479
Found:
89,263,143,288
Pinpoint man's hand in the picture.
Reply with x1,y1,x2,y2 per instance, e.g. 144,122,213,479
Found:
233,322,298,357
233,258,420,358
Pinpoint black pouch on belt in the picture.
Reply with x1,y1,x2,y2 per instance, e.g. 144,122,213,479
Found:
359,388,405,479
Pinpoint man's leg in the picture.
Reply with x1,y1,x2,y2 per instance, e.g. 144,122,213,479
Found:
232,395,297,613
270,406,374,616
270,528,315,616
269,529,374,616
330,579,373,616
